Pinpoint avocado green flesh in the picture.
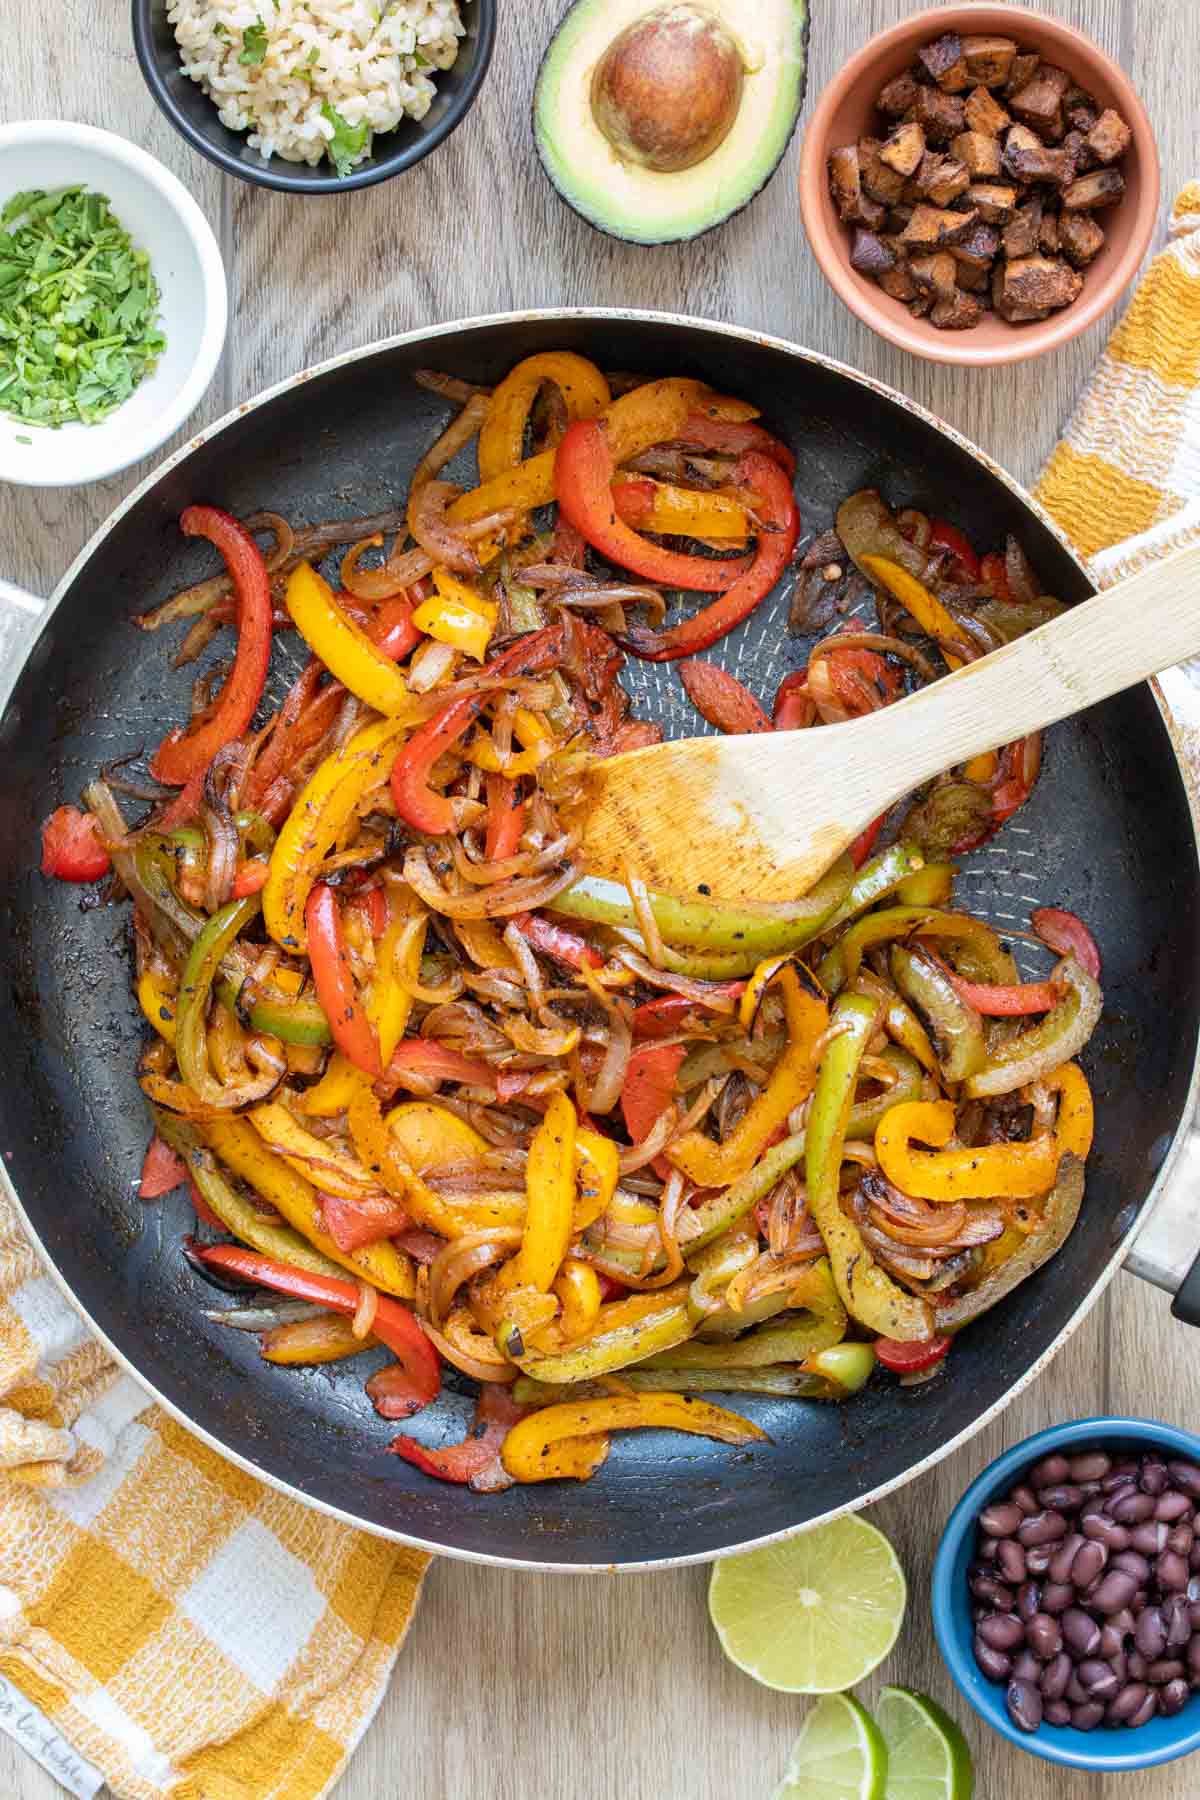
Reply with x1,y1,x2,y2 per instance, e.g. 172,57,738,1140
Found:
534,0,809,246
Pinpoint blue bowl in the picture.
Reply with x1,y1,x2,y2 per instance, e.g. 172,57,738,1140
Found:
933,1418,1200,1772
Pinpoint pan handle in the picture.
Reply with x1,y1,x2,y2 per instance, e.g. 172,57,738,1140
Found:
1125,1124,1200,1325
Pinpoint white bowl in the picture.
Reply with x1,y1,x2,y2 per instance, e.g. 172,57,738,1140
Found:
0,121,226,487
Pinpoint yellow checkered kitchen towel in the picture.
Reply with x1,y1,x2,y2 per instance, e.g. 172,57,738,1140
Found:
4,186,1200,1800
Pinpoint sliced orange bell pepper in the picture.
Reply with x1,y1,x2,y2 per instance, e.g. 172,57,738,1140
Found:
506,1090,577,1294
500,1393,767,1483
612,477,750,540
1045,1061,1094,1158
859,556,967,669
260,1313,373,1365
478,351,611,482
875,1099,1060,1201
574,1126,619,1229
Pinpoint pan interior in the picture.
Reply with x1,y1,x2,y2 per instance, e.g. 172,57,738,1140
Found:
1,316,1195,1567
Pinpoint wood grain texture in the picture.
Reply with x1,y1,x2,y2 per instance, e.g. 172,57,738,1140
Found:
2,1,1199,1797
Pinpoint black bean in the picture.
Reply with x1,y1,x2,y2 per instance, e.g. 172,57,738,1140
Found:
1191,1541,1200,1572
1040,1652,1072,1700
1161,1678,1191,1717
1043,1699,1072,1727
1190,1601,1200,1633
978,1537,1001,1564
1083,1514,1129,1551
1042,1582,1074,1616
1091,1570,1139,1613
1018,1510,1068,1547
974,1633,1013,1683
1006,1679,1042,1733
1062,1608,1102,1657
1049,1534,1085,1584
1155,1490,1192,1524
1078,1482,1104,1500
1168,1525,1194,1558
1070,1452,1112,1483
1078,1660,1120,1700
1147,1659,1186,1685
981,1501,1023,1538
1071,1541,1108,1588
1110,1607,1138,1641
1130,1521,1170,1557
1140,1459,1169,1497
1159,1550,1191,1593
1112,1550,1151,1583
1106,1682,1149,1725
969,1570,1014,1608
1012,1649,1041,1684
1188,1636,1200,1675
1101,1463,1140,1493
1127,1690,1158,1729
1110,1491,1156,1525
1167,1460,1200,1499
1012,1484,1040,1516
1071,1701,1105,1730
1108,1650,1128,1685
1039,1484,1085,1513
1065,1674,1090,1705
1127,1649,1149,1683
1032,1454,1072,1488
1135,1607,1167,1660
1017,1582,1042,1624
996,1539,1026,1585
1026,1614,1062,1660
979,1613,1025,1652
1025,1545,1054,1576
1099,1624,1126,1659
1164,1595,1193,1649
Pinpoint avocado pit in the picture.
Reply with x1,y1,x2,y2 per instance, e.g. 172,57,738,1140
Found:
590,4,746,175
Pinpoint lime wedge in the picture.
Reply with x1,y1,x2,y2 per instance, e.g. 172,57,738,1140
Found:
876,1687,974,1800
709,1514,907,1692
773,1694,888,1800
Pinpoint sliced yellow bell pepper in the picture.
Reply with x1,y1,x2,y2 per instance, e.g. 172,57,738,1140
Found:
670,967,828,1187
478,352,612,482
300,1051,364,1118
264,714,412,952
506,1090,576,1294
368,909,426,1067
205,1114,414,1296
285,561,411,715
138,968,176,1043
1045,1061,1094,1158
573,1127,619,1230
875,1099,1060,1201
553,1259,602,1342
895,863,957,908
385,1099,490,1169
249,1101,379,1200
261,1313,373,1365
466,706,553,777
614,477,750,540
347,1079,492,1239
413,570,498,663
514,1282,692,1384
860,555,968,668
500,1392,767,1482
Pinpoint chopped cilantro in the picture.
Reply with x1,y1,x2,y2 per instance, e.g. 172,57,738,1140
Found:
321,103,370,178
0,186,165,429
413,51,431,68
213,20,226,34
238,17,269,65
15,434,31,444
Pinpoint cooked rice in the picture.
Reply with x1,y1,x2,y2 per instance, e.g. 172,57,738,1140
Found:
168,0,467,171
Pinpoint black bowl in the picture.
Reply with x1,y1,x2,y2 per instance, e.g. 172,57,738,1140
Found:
132,0,496,193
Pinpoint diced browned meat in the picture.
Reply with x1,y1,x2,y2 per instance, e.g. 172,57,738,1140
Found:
878,263,920,304
1061,129,1093,175
932,290,985,329
911,151,970,206
1062,167,1126,210
860,139,907,205
828,145,887,226
1087,108,1132,165
992,263,1049,322
885,205,915,234
951,130,1002,178
908,252,959,298
955,260,991,292
1004,52,1041,96
917,32,970,92
908,291,934,319
1038,209,1061,254
966,181,1019,225
878,71,921,117
899,204,979,250
962,34,1018,87
1064,86,1100,133
950,220,1001,273
879,121,926,177
910,86,966,143
849,230,897,278
964,85,1011,137
1009,69,1069,141
1002,126,1075,187
1002,195,1044,259
1003,254,1084,312
1059,210,1105,267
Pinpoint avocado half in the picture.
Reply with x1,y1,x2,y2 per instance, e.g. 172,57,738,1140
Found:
533,0,810,247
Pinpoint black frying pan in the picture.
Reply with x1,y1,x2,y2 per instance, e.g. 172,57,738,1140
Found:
3,312,1198,1570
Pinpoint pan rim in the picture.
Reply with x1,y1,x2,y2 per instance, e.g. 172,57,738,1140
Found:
5,306,1200,1571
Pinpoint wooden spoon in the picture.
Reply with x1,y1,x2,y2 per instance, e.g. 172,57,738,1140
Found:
581,543,1200,898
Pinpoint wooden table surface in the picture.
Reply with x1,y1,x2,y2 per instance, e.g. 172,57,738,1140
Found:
4,1,1200,1795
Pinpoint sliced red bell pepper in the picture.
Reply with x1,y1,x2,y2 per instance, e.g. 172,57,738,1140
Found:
510,911,603,971
849,814,887,869
596,1273,628,1301
815,640,904,718
387,1384,525,1483
622,1041,686,1180
875,1335,951,1374
555,418,753,594
631,984,745,1039
484,772,525,862
151,507,273,785
368,593,422,662
347,883,388,940
382,1038,496,1091
991,731,1042,827
192,1244,440,1411
139,1134,187,1199
305,882,382,1077
232,859,270,897
320,1191,411,1252
155,768,207,832
40,804,110,882
188,1177,224,1231
243,659,344,816
679,659,773,734
981,551,1012,601
679,414,797,479
944,971,1061,1016
619,452,800,662
772,670,816,731
1032,906,1101,979
929,519,981,584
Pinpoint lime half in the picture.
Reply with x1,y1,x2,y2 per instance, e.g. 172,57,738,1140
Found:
773,1694,888,1800
876,1687,974,1800
709,1514,907,1692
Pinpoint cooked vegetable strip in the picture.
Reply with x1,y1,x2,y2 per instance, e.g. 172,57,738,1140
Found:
284,562,411,714
500,1393,767,1483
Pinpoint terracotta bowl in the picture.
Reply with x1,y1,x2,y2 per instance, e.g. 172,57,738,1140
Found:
798,4,1160,365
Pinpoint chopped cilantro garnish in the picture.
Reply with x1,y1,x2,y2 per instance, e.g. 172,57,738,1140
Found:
413,51,431,68
0,186,165,429
15,434,31,444
213,20,226,34
238,17,269,65
321,103,370,178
